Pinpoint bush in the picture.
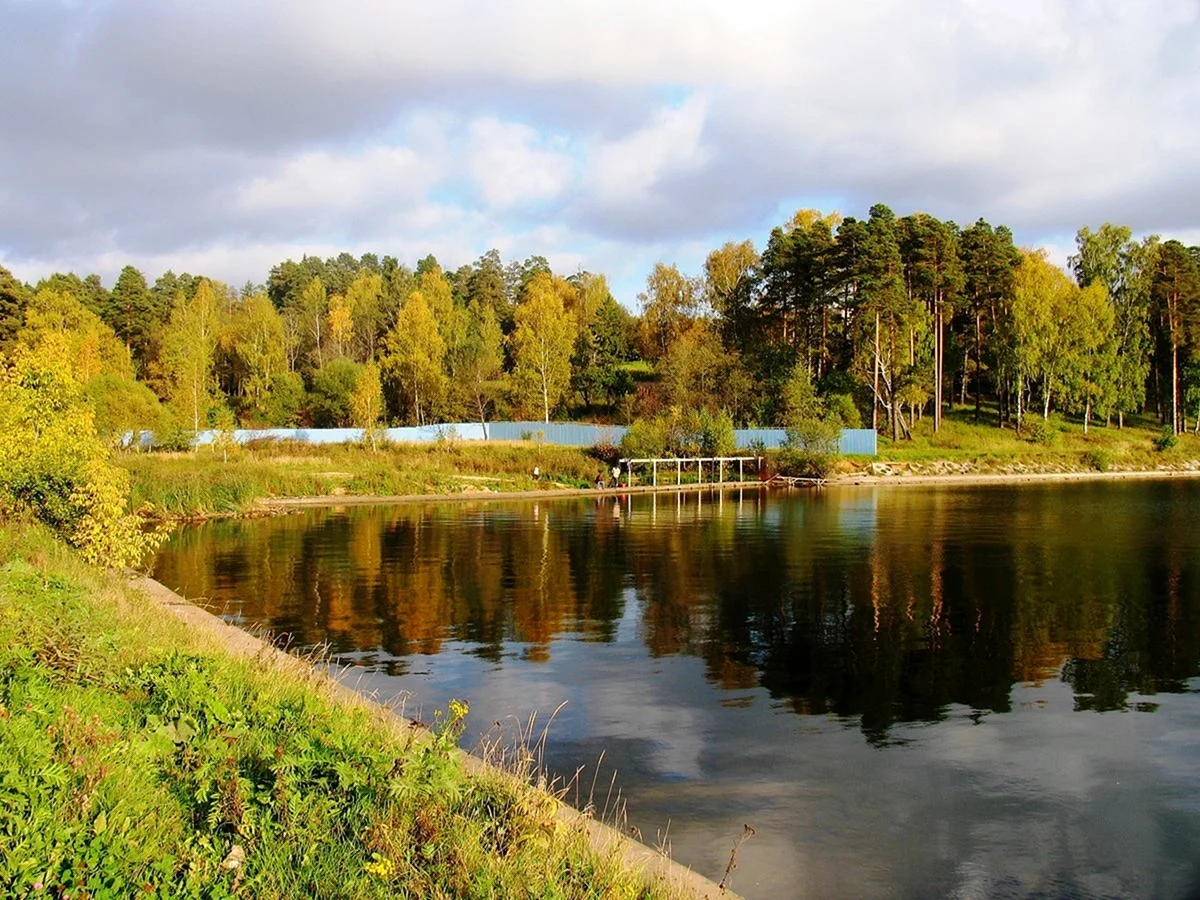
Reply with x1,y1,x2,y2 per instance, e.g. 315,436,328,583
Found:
151,420,194,452
619,408,736,459
1153,426,1178,452
778,414,842,478
619,417,667,458
1081,449,1111,472
777,447,837,479
1023,417,1058,446
0,337,166,567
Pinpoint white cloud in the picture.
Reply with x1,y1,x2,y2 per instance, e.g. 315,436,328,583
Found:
236,145,439,216
466,118,573,208
585,97,710,203
2,0,1199,289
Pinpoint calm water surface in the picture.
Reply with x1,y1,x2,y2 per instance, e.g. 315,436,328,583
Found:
153,482,1200,899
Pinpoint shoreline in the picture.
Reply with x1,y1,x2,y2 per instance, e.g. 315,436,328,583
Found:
145,464,1200,522
828,467,1200,488
259,466,1200,510
135,574,736,899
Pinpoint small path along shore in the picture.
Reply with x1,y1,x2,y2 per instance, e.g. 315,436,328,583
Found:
135,575,738,900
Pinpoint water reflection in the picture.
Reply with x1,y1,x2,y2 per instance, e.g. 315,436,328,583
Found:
154,482,1200,898
157,483,1200,733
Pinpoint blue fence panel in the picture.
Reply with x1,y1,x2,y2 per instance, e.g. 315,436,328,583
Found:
152,423,878,455
733,428,788,449
838,429,878,455
487,421,629,446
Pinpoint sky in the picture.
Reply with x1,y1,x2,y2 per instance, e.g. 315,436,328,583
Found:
2,0,1200,307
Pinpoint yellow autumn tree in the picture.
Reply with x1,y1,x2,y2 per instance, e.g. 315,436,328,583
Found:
511,273,576,422
0,335,165,567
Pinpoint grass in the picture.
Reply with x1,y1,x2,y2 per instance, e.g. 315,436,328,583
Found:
842,405,1200,476
120,440,609,519
0,522,672,899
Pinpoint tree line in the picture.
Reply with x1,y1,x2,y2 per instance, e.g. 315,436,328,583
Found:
2,208,1198,444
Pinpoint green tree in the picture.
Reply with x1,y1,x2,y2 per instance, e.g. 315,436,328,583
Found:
383,290,446,425
637,263,699,360
572,294,632,409
960,220,1020,424
107,265,154,362
0,265,29,347
1150,240,1200,433
460,303,505,435
83,373,167,446
511,273,576,422
159,279,223,435
309,358,362,427
350,360,384,451
898,213,964,431
1071,225,1158,428
299,277,329,369
225,293,286,418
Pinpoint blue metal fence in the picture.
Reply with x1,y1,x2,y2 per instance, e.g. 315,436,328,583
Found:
172,422,876,455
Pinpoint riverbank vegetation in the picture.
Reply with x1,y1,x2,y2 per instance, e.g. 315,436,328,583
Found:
3,213,1198,454
0,524,668,898
122,440,607,518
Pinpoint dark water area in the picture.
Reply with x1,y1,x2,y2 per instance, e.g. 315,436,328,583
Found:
153,482,1200,898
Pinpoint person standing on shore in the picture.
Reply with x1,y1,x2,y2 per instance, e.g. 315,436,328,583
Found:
611,465,620,488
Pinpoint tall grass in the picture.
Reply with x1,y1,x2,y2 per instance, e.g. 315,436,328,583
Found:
869,406,1200,473
0,523,672,898
120,440,609,518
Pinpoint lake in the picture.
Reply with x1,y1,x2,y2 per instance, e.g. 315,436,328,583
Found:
153,481,1200,898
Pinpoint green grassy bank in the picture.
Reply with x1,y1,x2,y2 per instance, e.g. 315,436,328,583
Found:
0,523,670,899
121,441,608,519
838,409,1200,477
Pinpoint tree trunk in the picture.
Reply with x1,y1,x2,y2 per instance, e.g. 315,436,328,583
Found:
974,310,982,424
1084,397,1091,434
873,312,880,433
1043,382,1051,420
1172,342,1180,434
1016,377,1023,435
933,305,942,433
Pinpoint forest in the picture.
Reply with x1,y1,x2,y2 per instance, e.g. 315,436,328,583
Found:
2,205,1199,446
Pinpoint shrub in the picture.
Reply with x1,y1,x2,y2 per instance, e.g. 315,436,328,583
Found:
778,414,842,478
619,417,667,458
1153,426,1178,452
0,337,166,567
1023,417,1058,446
1081,449,1111,472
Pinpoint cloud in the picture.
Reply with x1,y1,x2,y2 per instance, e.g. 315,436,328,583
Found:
1,0,1199,292
465,119,574,209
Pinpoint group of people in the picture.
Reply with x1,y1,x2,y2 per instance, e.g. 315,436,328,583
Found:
595,465,621,489
531,464,622,489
